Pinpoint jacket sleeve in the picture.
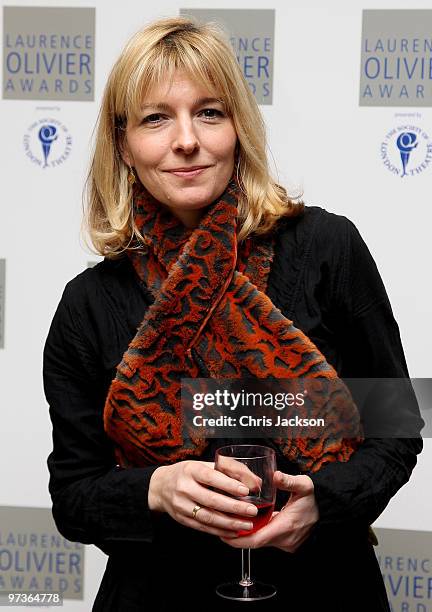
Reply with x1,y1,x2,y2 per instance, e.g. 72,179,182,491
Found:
308,218,424,527
44,283,160,554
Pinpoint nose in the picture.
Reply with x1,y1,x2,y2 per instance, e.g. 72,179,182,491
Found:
171,116,199,154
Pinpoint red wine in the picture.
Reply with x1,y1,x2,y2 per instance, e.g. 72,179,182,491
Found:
236,497,274,536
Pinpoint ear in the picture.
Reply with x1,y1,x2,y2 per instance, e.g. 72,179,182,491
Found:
120,145,133,168
117,129,133,168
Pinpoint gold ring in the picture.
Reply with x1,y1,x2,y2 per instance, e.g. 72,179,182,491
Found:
192,504,202,520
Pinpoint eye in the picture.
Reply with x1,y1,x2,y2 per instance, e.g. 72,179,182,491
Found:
141,113,165,125
199,108,225,120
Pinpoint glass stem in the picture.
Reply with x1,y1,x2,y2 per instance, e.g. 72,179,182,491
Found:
239,548,253,587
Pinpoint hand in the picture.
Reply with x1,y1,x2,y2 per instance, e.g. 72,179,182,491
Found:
148,460,259,538
220,471,319,553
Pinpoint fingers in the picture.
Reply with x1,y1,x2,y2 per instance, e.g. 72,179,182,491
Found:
274,472,314,495
192,461,252,497
191,485,258,518
187,505,254,535
219,512,282,549
175,481,258,534
220,531,260,548
215,456,262,491
251,509,292,543
220,511,290,550
182,514,243,539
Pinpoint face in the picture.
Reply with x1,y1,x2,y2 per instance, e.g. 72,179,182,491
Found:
120,70,238,227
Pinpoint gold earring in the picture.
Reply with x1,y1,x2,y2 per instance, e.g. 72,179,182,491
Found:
127,166,136,185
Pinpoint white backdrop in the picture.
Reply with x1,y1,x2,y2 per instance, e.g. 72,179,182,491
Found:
1,0,431,609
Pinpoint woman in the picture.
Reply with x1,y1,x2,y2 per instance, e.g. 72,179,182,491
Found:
44,17,423,611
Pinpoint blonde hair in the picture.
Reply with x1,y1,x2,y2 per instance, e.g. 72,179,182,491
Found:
86,16,303,257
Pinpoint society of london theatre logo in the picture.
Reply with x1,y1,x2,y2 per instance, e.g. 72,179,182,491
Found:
380,124,432,177
23,118,72,168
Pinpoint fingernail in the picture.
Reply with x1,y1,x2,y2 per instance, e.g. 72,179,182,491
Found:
238,485,249,495
239,522,253,531
247,505,258,516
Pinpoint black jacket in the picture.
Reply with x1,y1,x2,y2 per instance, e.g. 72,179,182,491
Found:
44,206,423,611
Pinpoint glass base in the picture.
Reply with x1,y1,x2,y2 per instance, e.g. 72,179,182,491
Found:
216,581,277,602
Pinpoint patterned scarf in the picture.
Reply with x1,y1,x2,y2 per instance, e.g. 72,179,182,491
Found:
103,180,362,472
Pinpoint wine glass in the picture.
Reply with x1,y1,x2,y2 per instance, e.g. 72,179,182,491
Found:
214,444,277,601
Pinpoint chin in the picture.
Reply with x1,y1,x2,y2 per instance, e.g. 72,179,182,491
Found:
167,188,218,209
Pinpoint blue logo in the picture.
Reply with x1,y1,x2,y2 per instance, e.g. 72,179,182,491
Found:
396,132,418,177
38,124,58,167
380,122,432,178
23,118,72,169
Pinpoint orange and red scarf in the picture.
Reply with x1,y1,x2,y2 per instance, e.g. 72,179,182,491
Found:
104,180,362,472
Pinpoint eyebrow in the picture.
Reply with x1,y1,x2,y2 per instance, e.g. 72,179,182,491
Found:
140,97,224,111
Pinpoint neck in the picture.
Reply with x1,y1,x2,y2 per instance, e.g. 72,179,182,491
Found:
161,204,207,229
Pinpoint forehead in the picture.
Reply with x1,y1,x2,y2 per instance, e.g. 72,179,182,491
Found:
141,69,219,104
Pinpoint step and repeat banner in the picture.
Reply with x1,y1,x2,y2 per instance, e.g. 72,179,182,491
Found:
1,1,431,610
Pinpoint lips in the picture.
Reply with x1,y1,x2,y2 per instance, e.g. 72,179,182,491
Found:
167,166,210,178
